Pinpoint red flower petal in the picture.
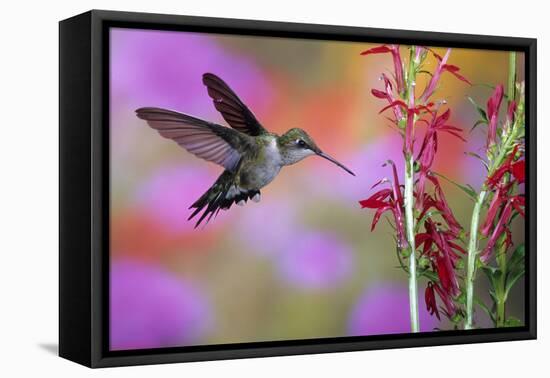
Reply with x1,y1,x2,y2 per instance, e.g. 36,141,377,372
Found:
507,100,517,123
487,84,504,120
359,189,392,208
360,45,392,55
389,45,405,93
427,48,444,62
435,108,451,127
510,195,525,217
442,64,472,85
378,99,408,115
421,49,451,101
386,160,403,205
511,160,525,183
487,145,522,187
481,187,505,236
480,201,513,262
371,204,393,231
433,282,457,319
425,282,441,320
371,88,388,99
447,241,466,255
416,232,431,248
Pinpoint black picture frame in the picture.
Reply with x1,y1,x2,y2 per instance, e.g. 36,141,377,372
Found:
59,9,537,368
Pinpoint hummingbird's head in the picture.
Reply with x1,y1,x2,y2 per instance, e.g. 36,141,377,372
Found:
278,128,355,176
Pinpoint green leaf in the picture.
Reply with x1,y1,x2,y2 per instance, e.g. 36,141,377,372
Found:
421,270,439,282
417,70,434,77
510,211,521,222
489,290,498,305
474,296,495,323
394,245,408,273
475,255,485,269
481,265,503,292
416,210,443,231
504,244,525,298
464,152,489,171
451,313,463,323
470,119,487,133
456,291,466,305
504,317,523,327
467,96,488,122
466,184,478,196
504,268,525,301
418,256,431,269
433,172,477,201
508,244,525,273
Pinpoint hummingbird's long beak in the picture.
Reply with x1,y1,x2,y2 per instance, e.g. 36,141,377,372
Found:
316,151,355,176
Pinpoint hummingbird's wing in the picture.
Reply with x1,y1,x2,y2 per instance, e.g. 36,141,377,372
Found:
136,107,254,171
202,73,268,136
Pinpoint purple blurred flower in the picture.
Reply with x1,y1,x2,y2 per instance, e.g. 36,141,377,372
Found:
277,232,353,290
134,164,222,233
110,258,212,350
348,283,438,335
110,28,273,123
315,134,404,202
236,199,299,257
461,128,488,191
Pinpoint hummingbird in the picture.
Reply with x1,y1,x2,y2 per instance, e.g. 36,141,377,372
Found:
136,73,355,228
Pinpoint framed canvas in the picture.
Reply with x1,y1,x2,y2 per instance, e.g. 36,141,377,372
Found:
59,10,537,368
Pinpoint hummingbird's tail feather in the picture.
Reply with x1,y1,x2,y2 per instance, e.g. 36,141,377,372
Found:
188,170,260,228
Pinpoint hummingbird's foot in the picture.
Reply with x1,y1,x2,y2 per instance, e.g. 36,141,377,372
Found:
252,192,261,203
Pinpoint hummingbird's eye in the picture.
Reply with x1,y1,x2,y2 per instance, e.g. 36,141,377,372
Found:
296,139,307,148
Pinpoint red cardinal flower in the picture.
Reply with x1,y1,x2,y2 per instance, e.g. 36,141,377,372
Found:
421,49,471,102
432,281,459,319
481,183,510,237
417,219,463,312
377,98,433,156
371,74,404,121
479,201,514,262
510,195,526,217
511,160,525,183
427,222,460,296
361,45,405,94
425,280,459,320
480,141,525,262
415,174,463,237
359,161,407,249
486,145,524,188
425,282,440,320
415,108,465,211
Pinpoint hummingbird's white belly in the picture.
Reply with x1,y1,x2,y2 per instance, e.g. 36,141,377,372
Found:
250,163,282,188
247,137,282,187
237,137,283,192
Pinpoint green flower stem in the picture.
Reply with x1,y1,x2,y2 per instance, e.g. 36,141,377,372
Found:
465,189,487,330
508,51,517,105
496,234,508,327
404,154,419,332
